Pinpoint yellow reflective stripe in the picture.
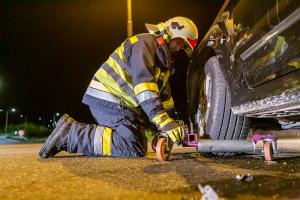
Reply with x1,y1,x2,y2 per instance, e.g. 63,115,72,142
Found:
160,117,175,128
115,42,127,63
129,36,138,44
102,127,112,156
162,97,174,109
288,59,300,69
154,66,161,81
152,112,175,128
106,57,133,90
89,80,111,93
152,112,168,124
95,69,124,96
166,129,177,142
134,83,159,95
162,70,171,88
94,68,138,107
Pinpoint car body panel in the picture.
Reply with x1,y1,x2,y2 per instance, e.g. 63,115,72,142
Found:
187,0,300,119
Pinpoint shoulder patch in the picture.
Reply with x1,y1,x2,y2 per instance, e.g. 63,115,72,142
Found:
129,36,138,44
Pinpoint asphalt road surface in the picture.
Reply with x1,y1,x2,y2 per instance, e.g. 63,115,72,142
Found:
0,140,300,200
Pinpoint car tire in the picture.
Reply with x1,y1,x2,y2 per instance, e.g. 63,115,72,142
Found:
199,56,251,156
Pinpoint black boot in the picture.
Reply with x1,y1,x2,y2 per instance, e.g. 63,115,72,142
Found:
39,114,75,158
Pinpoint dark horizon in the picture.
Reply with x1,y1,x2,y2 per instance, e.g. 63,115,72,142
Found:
0,0,223,126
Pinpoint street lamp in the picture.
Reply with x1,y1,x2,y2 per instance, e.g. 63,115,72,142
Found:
127,0,133,37
53,112,60,127
3,108,16,133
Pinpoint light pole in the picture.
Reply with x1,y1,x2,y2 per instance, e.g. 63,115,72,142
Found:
4,108,16,133
127,0,133,37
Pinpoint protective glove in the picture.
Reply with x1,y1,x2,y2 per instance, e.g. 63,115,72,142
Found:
164,124,184,144
152,112,184,143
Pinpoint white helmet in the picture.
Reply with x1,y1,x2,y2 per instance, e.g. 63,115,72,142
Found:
145,16,198,56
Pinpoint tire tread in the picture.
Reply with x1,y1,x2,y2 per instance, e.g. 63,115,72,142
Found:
201,57,251,156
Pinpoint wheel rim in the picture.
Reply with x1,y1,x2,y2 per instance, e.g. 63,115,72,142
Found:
199,73,212,131
204,74,212,123
263,142,273,161
156,138,170,161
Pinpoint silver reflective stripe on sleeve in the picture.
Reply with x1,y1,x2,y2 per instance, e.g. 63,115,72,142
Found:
85,87,119,104
94,125,104,155
136,90,159,104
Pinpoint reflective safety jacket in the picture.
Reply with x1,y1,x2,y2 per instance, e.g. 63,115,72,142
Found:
82,33,175,123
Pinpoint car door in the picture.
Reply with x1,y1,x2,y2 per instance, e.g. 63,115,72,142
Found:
233,0,300,98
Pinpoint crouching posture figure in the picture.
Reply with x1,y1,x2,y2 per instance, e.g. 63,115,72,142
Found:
39,16,198,158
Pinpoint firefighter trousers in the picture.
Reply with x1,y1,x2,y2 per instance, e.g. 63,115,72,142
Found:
67,101,147,157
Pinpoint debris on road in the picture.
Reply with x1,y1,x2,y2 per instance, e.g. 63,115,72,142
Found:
198,184,219,200
235,174,253,182
265,160,278,164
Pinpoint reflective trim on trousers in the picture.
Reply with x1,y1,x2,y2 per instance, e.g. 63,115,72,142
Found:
103,127,112,156
93,126,112,156
94,125,104,155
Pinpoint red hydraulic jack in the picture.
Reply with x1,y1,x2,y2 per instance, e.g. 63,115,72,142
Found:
155,127,278,162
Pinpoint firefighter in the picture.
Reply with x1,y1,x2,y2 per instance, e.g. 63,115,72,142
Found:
39,16,198,158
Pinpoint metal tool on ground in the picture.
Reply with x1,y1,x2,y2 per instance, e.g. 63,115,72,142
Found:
154,120,278,161
235,174,253,182
196,135,277,161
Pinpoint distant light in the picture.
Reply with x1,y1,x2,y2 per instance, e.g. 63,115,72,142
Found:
38,117,42,121
0,109,3,112
20,115,23,118
11,108,16,112
50,120,53,122
56,112,60,116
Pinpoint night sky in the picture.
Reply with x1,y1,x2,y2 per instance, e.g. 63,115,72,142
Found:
0,0,223,125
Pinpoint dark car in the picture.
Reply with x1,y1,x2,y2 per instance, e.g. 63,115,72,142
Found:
187,0,300,144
